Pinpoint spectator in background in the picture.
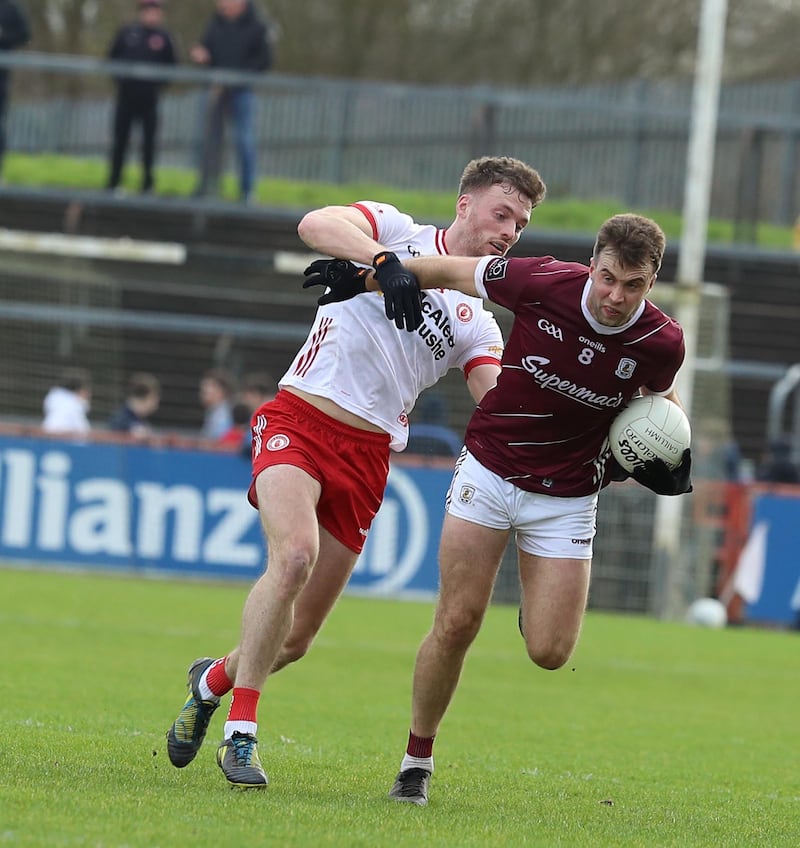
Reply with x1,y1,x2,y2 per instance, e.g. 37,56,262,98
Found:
756,438,800,484
106,0,178,194
239,370,276,413
42,368,92,434
190,0,274,203
199,367,235,440
0,0,30,178
108,372,161,438
223,371,277,456
406,392,462,457
218,400,252,450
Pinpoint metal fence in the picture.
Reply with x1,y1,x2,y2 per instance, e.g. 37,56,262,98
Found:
2,51,800,227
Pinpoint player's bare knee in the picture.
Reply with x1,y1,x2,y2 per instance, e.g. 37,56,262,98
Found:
276,635,311,667
524,641,571,670
434,607,482,652
270,549,315,598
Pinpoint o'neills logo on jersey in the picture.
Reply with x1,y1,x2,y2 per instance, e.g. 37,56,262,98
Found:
521,355,624,409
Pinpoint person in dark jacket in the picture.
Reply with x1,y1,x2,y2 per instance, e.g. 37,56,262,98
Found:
0,0,30,176
106,0,177,193
107,372,161,438
190,0,273,202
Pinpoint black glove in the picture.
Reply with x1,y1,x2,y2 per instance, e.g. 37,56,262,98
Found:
607,455,631,483
632,448,693,495
373,251,423,332
302,259,369,306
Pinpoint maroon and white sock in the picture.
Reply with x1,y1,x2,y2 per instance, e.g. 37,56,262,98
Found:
400,730,434,773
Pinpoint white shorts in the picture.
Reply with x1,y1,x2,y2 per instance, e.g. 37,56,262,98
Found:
445,449,597,560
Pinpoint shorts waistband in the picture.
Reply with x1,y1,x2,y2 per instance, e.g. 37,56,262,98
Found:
275,389,391,447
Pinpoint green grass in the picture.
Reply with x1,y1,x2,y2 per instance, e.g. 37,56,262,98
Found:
2,566,799,847
3,152,795,250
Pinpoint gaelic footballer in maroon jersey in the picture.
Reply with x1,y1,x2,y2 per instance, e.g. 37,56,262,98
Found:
312,212,692,806
465,252,684,497
373,213,692,808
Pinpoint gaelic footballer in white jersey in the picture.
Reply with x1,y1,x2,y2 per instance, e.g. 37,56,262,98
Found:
281,202,504,451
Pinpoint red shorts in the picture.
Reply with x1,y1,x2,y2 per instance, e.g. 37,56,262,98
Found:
248,390,391,554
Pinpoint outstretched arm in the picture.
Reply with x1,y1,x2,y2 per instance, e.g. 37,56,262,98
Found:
302,253,484,332
358,254,482,297
402,256,482,297
298,206,389,266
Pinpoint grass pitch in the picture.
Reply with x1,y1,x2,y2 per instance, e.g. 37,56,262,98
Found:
2,566,799,847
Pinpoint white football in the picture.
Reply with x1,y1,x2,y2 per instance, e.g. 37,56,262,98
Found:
608,395,691,474
686,597,728,629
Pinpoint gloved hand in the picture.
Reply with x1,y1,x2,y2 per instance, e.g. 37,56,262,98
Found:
373,251,423,332
302,259,369,306
632,448,693,495
607,455,631,483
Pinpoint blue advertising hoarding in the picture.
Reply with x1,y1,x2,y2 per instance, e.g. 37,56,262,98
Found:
0,435,449,596
742,491,800,627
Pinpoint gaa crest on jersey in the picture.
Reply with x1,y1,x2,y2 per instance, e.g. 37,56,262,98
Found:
267,434,290,451
537,318,563,341
456,302,474,323
615,357,637,379
485,258,508,281
458,485,476,504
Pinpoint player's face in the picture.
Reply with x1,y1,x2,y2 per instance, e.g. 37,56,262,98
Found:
455,183,532,257
586,249,655,327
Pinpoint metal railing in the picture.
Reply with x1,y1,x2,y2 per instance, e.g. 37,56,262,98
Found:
1,51,799,226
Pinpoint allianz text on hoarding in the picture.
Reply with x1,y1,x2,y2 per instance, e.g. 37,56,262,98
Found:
0,436,446,595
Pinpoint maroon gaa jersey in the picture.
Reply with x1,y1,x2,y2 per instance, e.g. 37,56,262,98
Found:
465,255,685,497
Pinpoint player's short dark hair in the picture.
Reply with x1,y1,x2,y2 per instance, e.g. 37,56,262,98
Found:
458,156,546,209
593,214,666,275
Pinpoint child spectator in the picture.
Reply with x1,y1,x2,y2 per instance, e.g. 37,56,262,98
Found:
239,370,277,413
218,400,252,451
199,367,235,440
42,368,92,434
108,372,161,438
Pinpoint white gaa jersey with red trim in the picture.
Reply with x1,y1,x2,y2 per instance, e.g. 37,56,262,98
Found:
281,201,503,451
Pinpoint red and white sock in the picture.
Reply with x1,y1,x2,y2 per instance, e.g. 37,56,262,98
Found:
198,656,233,701
223,686,260,740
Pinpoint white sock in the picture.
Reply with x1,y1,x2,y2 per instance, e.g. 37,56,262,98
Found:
197,669,218,702
401,753,434,773
224,720,257,740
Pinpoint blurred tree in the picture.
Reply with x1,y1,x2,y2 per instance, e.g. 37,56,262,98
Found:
17,0,800,88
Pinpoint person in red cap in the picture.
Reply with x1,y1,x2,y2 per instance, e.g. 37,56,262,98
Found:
106,0,178,194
